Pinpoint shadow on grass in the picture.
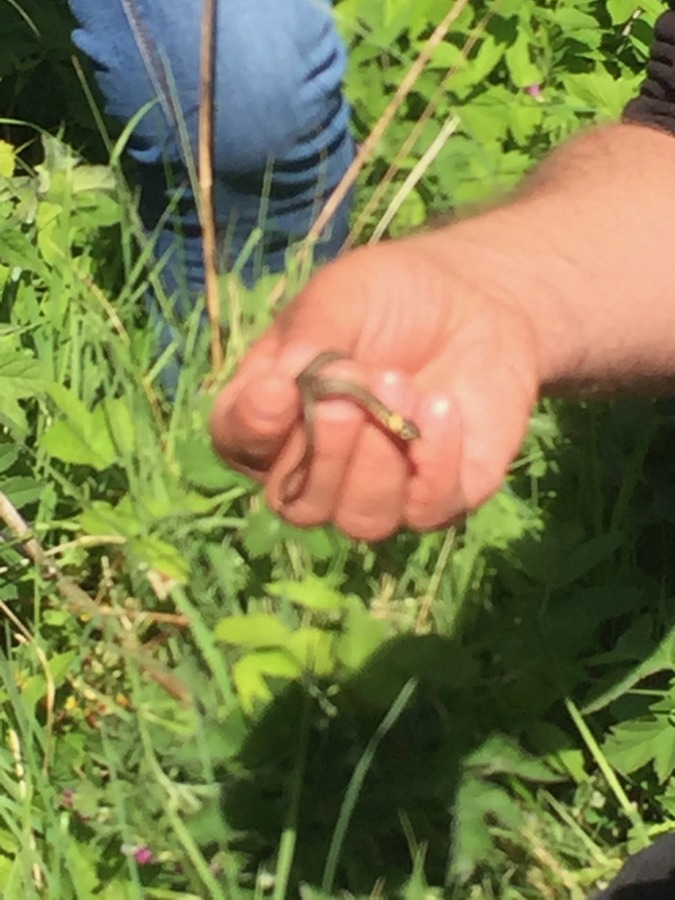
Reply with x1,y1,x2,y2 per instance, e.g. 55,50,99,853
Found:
207,398,675,896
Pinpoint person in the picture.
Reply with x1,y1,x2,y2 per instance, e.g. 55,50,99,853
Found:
66,0,354,300
210,3,675,897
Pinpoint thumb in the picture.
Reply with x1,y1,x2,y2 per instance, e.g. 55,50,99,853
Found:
210,348,297,480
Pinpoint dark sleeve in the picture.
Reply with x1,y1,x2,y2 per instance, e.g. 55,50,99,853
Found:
623,3,675,134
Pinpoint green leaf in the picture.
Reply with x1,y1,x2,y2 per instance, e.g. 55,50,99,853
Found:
214,613,293,648
128,535,189,583
604,717,669,778
266,575,347,612
334,596,389,672
562,70,642,120
1,476,44,509
41,387,117,470
0,141,14,178
287,627,336,676
232,650,302,712
504,30,541,88
243,507,283,558
64,838,100,896
79,499,139,538
41,417,115,470
466,734,560,783
0,442,19,474
100,396,136,459
607,0,642,24
176,430,247,493
452,775,521,883
0,343,46,436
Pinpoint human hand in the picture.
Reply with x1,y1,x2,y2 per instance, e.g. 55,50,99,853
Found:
210,233,541,541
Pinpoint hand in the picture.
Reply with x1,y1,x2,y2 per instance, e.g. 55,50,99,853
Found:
210,233,541,542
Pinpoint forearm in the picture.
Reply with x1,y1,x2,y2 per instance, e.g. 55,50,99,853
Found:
425,122,675,394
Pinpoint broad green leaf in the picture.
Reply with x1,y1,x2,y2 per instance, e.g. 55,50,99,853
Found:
452,775,521,882
232,650,302,712
335,596,389,672
504,30,541,88
243,507,283,558
467,734,560,783
0,140,14,178
50,650,78,685
266,575,347,611
607,0,642,23
100,396,137,459
655,730,675,784
562,70,642,120
604,717,669,777
36,199,64,266
41,387,116,470
176,431,247,493
128,535,189,583
0,828,18,856
450,34,506,97
0,476,43,509
214,613,293,648
41,416,116,470
70,163,116,194
287,627,336,676
0,354,44,394
79,499,139,538
0,343,45,436
0,443,19,473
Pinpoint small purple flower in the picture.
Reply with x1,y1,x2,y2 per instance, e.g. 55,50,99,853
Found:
525,84,542,97
121,843,154,865
134,847,154,866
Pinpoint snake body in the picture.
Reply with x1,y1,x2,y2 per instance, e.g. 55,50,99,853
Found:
279,350,420,504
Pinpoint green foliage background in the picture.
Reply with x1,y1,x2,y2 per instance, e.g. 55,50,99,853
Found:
0,1,674,898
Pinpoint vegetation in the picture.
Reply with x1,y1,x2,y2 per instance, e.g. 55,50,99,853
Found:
0,0,673,897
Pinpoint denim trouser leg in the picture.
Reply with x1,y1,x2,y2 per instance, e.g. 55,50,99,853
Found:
66,0,354,300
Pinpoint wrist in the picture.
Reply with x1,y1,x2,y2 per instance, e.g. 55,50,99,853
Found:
420,121,675,397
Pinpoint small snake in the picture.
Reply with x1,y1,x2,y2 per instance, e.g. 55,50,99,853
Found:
279,350,420,504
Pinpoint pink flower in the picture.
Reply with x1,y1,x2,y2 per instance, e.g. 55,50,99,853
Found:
134,847,154,866
121,843,155,865
525,84,542,97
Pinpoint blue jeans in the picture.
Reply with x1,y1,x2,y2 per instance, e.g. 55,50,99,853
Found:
67,0,353,299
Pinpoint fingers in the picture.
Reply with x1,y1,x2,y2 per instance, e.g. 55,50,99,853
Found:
331,369,417,541
268,365,366,524
210,335,469,540
271,368,424,542
210,337,296,479
210,371,296,478
404,391,465,531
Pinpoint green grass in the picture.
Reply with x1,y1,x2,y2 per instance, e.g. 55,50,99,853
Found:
1,0,675,897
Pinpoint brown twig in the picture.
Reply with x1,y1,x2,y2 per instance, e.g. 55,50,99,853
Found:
198,0,223,377
95,606,189,627
307,1,472,244
0,492,101,619
0,493,191,701
346,12,492,248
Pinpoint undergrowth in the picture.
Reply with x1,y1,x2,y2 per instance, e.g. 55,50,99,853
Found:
0,1,673,898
